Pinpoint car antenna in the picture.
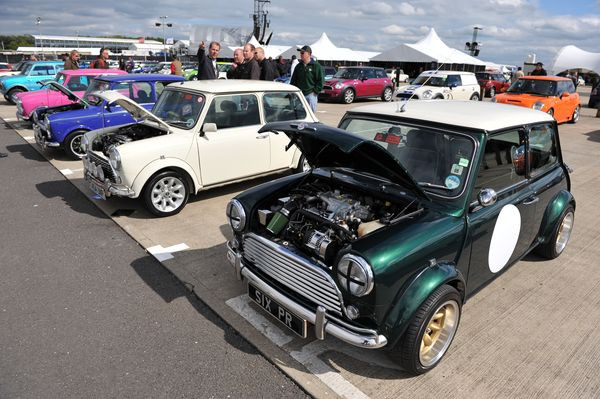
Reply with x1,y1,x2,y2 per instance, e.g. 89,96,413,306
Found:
396,62,446,113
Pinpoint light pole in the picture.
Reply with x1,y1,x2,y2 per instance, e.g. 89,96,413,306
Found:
155,16,172,62
76,30,79,50
36,16,43,59
465,26,482,57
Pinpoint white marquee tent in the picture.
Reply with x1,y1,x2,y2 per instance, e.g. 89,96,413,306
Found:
279,33,371,62
371,28,485,66
227,36,291,59
551,45,600,75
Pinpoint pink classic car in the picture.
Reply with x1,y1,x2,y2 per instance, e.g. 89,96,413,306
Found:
15,69,127,121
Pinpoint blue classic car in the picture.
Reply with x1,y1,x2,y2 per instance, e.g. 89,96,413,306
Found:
33,74,184,159
0,61,64,104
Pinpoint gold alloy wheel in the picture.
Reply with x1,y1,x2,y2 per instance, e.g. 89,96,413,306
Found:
419,300,460,367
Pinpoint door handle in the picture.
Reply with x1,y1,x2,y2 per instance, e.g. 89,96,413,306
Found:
523,196,539,205
255,134,269,139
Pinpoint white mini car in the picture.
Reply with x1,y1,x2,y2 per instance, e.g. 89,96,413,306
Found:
395,70,480,101
81,80,317,216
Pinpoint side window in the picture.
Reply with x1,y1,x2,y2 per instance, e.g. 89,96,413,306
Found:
203,94,260,129
363,69,377,79
66,76,89,91
32,65,52,76
472,130,526,200
112,82,131,98
447,75,462,87
528,123,557,176
131,82,152,103
375,69,387,78
263,92,307,123
155,82,173,97
565,80,576,94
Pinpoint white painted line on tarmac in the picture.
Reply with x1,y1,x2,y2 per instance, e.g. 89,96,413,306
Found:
226,294,293,347
23,136,35,141
60,168,83,176
227,293,371,399
316,110,327,113
147,243,189,262
3,117,18,122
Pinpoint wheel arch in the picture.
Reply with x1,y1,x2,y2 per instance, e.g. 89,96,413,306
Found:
7,85,28,93
132,159,200,199
383,262,465,350
536,190,575,246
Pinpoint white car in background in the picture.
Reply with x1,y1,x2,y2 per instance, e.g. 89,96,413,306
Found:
81,80,317,216
395,70,481,101
385,68,409,83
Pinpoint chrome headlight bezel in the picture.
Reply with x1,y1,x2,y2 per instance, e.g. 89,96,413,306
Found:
108,146,121,169
337,254,374,297
422,89,433,99
80,134,90,154
226,199,246,232
532,101,545,111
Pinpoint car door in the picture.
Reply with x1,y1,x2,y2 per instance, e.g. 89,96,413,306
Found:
447,75,467,100
466,129,540,295
262,91,309,169
361,68,379,96
196,93,269,186
29,64,54,89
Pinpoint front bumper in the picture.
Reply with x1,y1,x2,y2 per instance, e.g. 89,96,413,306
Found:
33,124,60,149
318,88,344,99
82,156,135,198
227,240,388,349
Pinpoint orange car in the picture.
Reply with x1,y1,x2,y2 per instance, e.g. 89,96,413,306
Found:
493,76,580,124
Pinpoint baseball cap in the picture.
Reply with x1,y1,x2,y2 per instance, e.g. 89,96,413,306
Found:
536,62,544,66
298,45,312,54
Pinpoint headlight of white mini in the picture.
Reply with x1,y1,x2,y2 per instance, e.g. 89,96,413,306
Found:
337,254,374,297
422,90,433,99
226,199,246,232
108,146,121,169
80,135,89,153
532,101,545,111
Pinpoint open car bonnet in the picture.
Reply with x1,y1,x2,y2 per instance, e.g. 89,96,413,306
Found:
42,80,89,106
94,90,171,132
258,121,429,201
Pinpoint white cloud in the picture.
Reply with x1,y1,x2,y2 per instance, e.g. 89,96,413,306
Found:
382,24,407,35
398,2,425,15
359,1,394,15
489,0,525,6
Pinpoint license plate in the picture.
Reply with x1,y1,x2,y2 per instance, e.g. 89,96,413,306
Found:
248,283,307,338
88,180,106,200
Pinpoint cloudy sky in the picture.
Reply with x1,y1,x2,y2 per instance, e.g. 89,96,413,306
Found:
2,0,599,65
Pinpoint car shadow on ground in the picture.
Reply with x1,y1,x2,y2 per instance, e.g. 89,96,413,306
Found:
131,223,414,380
6,143,49,162
36,178,110,219
584,130,600,142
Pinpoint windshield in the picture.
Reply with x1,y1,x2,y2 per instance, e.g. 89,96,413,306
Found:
21,64,33,75
412,75,447,87
339,117,475,197
507,79,557,96
49,73,67,91
83,79,111,105
334,68,362,79
152,89,206,129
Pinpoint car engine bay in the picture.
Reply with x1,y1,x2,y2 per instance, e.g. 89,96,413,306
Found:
91,124,167,156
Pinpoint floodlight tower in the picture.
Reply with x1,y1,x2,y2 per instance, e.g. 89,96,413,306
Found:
465,26,482,57
252,0,271,44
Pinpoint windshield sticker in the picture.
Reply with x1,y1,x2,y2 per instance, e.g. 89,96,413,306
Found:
459,158,469,167
451,164,464,175
182,104,192,116
197,97,203,103
445,175,460,189
374,132,387,142
386,134,401,145
186,118,195,128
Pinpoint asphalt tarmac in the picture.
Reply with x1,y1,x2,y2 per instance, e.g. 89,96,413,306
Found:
0,122,309,398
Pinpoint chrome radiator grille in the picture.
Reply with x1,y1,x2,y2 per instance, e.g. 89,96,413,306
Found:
87,152,116,182
243,233,344,315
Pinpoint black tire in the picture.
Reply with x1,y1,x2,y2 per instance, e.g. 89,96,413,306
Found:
569,106,580,123
470,93,480,101
489,86,496,97
535,205,574,259
389,285,462,375
381,87,393,102
342,88,355,104
433,94,444,100
295,155,311,173
7,88,25,105
190,74,198,81
143,171,190,217
64,130,88,159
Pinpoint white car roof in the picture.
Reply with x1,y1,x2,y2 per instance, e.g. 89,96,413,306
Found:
171,79,301,94
420,70,475,76
348,101,555,132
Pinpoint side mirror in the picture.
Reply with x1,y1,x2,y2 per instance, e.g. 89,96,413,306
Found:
201,123,217,136
478,188,497,207
448,83,457,89
561,92,570,99
105,103,111,112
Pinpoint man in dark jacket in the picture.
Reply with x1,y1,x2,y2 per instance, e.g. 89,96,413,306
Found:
530,62,547,76
196,41,221,80
63,50,80,70
290,45,324,112
90,48,109,69
255,47,277,81
227,48,245,79
236,43,260,80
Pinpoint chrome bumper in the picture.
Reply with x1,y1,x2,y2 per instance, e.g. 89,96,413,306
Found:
227,240,388,349
83,157,135,198
33,124,59,149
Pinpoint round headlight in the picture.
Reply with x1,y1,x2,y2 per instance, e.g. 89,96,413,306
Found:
335,82,343,89
108,146,121,169
422,90,433,99
226,199,246,232
337,254,374,297
532,101,544,111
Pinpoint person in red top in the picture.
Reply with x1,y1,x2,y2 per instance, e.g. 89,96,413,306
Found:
90,48,109,69
170,54,183,76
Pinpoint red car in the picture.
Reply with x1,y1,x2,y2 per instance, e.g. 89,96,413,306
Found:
0,63,13,72
476,72,510,97
319,66,393,104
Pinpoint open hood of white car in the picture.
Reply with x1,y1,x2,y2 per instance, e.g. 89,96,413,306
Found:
94,90,171,132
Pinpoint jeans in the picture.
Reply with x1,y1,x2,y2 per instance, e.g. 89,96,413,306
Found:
305,92,318,113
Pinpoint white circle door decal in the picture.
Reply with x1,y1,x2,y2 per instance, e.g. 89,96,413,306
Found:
488,204,521,273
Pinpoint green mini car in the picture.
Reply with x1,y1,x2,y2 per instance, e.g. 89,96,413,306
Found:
225,100,575,374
